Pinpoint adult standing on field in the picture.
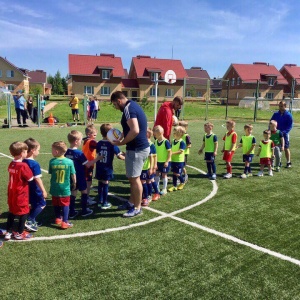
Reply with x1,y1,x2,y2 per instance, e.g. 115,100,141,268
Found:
69,93,80,122
13,91,28,127
154,96,183,140
270,101,293,168
110,91,149,218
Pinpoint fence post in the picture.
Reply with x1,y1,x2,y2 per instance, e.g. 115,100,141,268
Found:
254,80,260,122
83,96,88,125
225,80,230,120
37,94,41,127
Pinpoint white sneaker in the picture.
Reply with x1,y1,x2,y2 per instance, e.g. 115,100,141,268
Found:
223,173,232,179
87,197,96,205
257,171,264,177
240,173,247,179
268,170,273,176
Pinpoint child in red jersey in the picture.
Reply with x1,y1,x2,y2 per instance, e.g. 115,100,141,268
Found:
5,142,34,241
221,120,237,179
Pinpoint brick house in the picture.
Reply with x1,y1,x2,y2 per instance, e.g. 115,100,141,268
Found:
68,53,126,99
185,67,210,101
279,64,300,98
28,70,52,95
221,62,288,105
128,55,187,102
0,56,30,94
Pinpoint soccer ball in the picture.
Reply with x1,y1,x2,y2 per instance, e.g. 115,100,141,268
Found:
172,115,178,126
107,128,122,142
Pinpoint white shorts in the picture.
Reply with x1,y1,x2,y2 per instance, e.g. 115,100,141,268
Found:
125,147,150,178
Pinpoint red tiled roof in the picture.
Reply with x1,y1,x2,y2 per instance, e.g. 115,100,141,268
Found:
280,64,300,80
121,79,139,89
28,70,47,83
224,63,288,85
186,68,210,85
69,54,125,77
131,56,187,79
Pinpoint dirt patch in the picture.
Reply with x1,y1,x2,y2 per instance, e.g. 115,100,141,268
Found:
44,102,57,113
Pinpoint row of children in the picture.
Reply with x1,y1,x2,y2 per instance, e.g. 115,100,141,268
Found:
199,119,285,180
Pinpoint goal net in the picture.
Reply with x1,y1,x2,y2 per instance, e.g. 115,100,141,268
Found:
238,97,270,110
283,98,300,111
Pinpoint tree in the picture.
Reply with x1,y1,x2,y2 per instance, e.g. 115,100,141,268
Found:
29,85,43,98
47,71,64,95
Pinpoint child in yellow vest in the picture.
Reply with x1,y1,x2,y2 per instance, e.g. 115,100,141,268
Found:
168,126,186,192
236,124,256,178
221,120,237,179
198,122,218,180
257,130,275,176
178,121,191,183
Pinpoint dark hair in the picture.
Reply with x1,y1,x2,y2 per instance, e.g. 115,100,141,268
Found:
263,129,271,135
100,123,112,137
173,96,183,105
110,91,125,103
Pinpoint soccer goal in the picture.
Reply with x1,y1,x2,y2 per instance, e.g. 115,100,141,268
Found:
238,97,270,110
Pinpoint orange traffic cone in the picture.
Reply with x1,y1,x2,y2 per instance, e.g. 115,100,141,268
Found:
48,113,54,126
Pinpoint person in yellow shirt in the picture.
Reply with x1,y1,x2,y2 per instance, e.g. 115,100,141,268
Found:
69,93,80,122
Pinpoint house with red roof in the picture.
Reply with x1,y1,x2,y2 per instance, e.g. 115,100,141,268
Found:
28,70,52,95
0,56,30,94
280,64,300,98
221,62,288,104
68,53,126,99
128,55,187,102
185,67,210,101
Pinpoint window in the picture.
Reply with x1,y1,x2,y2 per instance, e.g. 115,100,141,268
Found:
150,72,159,81
150,88,159,96
101,86,110,95
102,70,110,79
165,89,174,97
268,78,274,86
266,92,274,100
197,91,202,97
231,78,235,86
253,92,261,97
84,86,94,95
0,70,2,77
186,91,192,97
237,77,240,85
6,70,14,78
7,84,15,91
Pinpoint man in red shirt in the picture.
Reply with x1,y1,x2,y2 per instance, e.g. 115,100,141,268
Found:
154,96,183,140
5,142,34,241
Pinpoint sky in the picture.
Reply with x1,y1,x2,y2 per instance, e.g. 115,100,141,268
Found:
1,0,300,79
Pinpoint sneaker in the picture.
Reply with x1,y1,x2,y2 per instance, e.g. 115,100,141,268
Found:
4,232,12,241
87,197,96,205
61,221,73,229
257,171,264,177
152,193,160,201
240,173,247,179
25,220,38,232
101,202,112,210
160,189,167,196
168,186,177,192
223,173,232,179
69,210,79,219
247,173,253,177
210,173,217,180
184,174,188,183
268,170,273,176
286,162,292,168
206,173,212,178
55,218,62,225
141,198,149,206
14,231,32,240
275,167,280,172
177,183,185,190
82,208,93,217
147,195,152,203
123,207,142,218
0,229,7,236
117,201,134,210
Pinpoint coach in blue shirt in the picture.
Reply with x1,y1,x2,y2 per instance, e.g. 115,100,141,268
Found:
271,101,293,168
111,91,149,218
13,91,28,127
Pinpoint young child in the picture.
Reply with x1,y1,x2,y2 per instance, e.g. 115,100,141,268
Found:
82,125,98,205
141,128,160,206
65,130,93,218
270,120,284,172
153,125,172,195
221,120,237,179
178,121,191,183
94,124,125,209
49,141,76,229
236,124,256,178
23,138,47,232
168,126,186,192
40,96,46,119
198,122,218,180
256,130,275,176
5,142,34,240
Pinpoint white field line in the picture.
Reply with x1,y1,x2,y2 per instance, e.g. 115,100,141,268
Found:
1,152,299,266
